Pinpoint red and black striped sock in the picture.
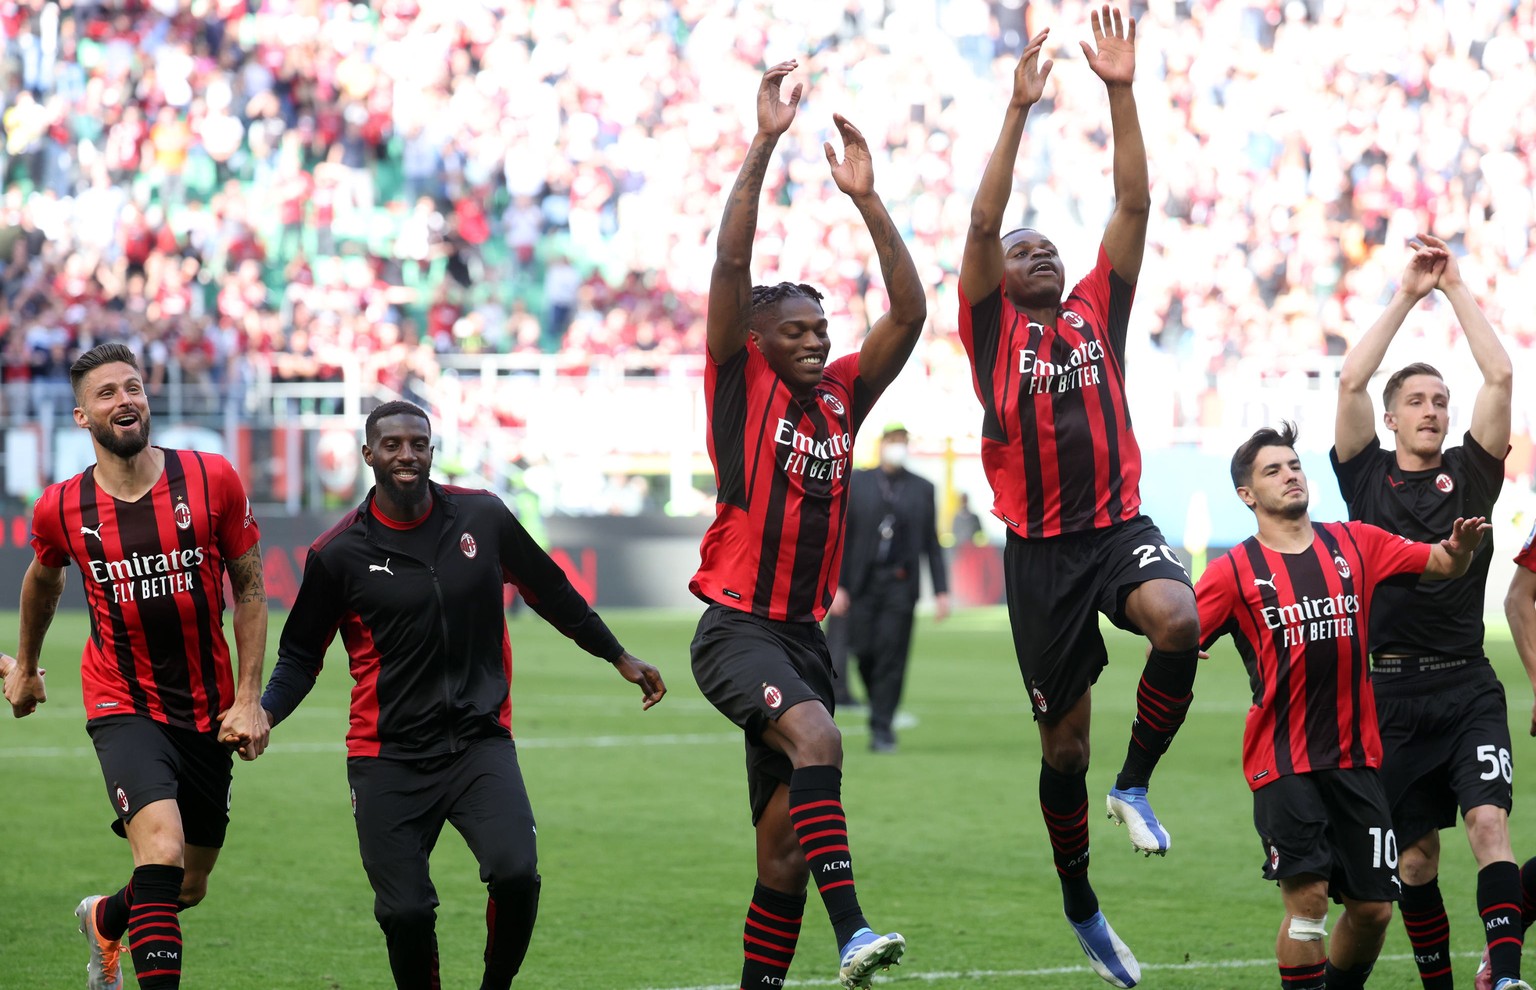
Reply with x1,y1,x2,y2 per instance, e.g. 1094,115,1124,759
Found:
1323,959,1373,990
1278,960,1325,990
1480,861,1524,983
1040,759,1097,923
1401,877,1453,989
740,882,805,989
126,864,184,989
1115,647,1197,790
788,765,868,948
97,880,134,941
1520,856,1536,931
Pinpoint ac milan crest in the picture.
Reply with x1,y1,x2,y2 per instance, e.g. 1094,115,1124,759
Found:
116,786,130,814
820,392,845,416
1334,555,1351,579
1031,686,1049,713
1062,310,1085,329
1269,845,1280,872
174,500,192,531
460,532,478,559
763,684,783,710
1434,473,1454,493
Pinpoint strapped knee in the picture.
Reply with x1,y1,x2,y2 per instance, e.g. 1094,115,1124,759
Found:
1287,914,1327,941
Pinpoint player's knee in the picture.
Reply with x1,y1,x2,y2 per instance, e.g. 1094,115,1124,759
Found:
1042,737,1090,776
375,900,436,936
1397,841,1437,882
488,871,540,907
1148,607,1201,653
1347,900,1394,937
1464,806,1512,858
484,853,540,891
177,875,208,910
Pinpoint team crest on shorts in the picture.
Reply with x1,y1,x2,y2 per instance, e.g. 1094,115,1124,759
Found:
1031,685,1049,713
174,500,192,531
1062,310,1085,329
1269,845,1280,872
460,532,478,559
1435,473,1455,493
763,684,783,710
820,391,845,416
1333,555,1351,579
115,786,130,815
350,787,358,816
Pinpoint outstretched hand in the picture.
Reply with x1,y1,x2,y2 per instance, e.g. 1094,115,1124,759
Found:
1010,28,1054,107
1412,232,1464,292
825,114,874,199
757,59,803,139
1400,236,1448,300
613,652,667,711
1441,516,1491,558
1081,5,1136,87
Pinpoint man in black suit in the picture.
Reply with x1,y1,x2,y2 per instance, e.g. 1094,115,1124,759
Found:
830,424,950,751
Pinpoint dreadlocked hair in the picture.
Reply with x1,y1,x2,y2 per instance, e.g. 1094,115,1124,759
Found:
749,282,824,327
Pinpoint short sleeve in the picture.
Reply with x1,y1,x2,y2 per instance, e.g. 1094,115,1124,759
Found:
1513,520,1536,573
208,455,260,560
1195,555,1237,651
1329,436,1383,513
28,489,70,569
1349,521,1432,581
1454,431,1506,508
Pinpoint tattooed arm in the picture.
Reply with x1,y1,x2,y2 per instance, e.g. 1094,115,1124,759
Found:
707,60,803,363
218,541,271,759
5,559,64,717
827,113,926,394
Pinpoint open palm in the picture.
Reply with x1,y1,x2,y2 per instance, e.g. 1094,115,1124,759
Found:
1081,5,1136,86
825,114,874,198
757,60,803,138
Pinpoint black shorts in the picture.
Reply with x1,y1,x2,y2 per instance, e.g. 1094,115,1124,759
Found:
1004,514,1191,722
1253,768,1400,904
691,603,835,824
348,736,538,916
87,714,234,848
1373,661,1513,848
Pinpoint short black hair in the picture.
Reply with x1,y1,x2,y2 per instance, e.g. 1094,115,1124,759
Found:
70,343,141,400
365,400,431,446
749,282,824,331
1230,420,1301,489
1382,362,1445,408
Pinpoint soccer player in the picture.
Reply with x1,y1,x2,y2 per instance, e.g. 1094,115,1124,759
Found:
958,9,1199,983
688,61,926,990
3,342,270,990
260,400,665,990
1198,422,1486,990
1331,235,1526,990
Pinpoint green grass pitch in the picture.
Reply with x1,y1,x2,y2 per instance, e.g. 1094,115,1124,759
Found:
2,606,1531,988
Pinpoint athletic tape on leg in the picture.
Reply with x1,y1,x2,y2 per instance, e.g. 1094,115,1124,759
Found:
1287,915,1327,941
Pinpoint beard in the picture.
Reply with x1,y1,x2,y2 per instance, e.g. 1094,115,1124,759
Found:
374,466,430,508
91,416,151,459
1273,495,1310,520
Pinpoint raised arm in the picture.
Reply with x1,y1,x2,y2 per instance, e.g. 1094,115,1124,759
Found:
706,60,803,363
5,558,65,717
1504,564,1536,736
1422,233,1512,456
1084,6,1150,282
1334,240,1445,462
960,29,1052,303
1421,515,1489,581
825,114,926,394
217,542,270,760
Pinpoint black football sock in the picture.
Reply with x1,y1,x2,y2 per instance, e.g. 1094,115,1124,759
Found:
1400,878,1453,990
788,765,869,948
1040,759,1097,923
126,864,184,989
1323,959,1373,990
480,874,540,990
1115,646,1197,790
1521,856,1536,930
97,880,134,941
1480,861,1524,983
1279,960,1326,990
740,882,805,989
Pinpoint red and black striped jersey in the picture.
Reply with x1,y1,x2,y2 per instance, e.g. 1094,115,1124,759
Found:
29,448,260,732
959,244,1142,539
691,344,875,623
1515,519,1536,574
1196,521,1430,791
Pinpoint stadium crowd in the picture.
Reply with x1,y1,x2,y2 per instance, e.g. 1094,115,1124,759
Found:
0,0,1532,443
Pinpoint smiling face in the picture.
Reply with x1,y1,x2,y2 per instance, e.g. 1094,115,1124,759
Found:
1239,445,1310,520
1384,373,1450,461
73,361,151,460
1002,229,1065,309
750,294,830,394
364,413,433,510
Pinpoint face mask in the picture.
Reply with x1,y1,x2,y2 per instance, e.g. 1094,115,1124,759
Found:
880,442,908,468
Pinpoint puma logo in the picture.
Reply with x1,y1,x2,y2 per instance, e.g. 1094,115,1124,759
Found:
369,559,394,576
79,524,103,540
1252,575,1277,590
